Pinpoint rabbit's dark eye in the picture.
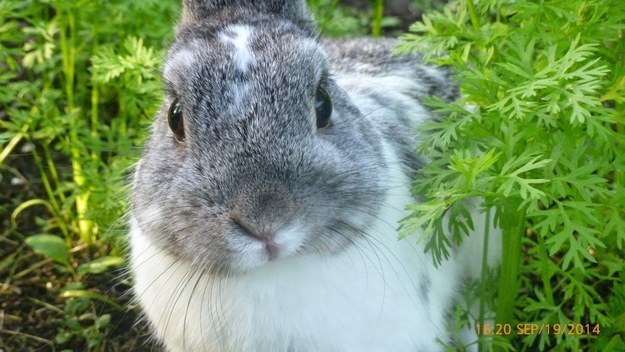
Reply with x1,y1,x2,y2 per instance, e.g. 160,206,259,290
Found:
168,98,185,141
315,87,332,129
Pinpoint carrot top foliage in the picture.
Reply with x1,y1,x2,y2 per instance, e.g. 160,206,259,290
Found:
397,0,625,350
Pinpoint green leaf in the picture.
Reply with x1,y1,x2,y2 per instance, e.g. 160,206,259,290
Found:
449,148,501,188
400,198,448,238
60,289,121,309
78,256,124,275
25,234,69,265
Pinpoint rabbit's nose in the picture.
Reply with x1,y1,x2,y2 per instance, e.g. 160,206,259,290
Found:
230,188,295,235
231,216,281,259
231,216,276,242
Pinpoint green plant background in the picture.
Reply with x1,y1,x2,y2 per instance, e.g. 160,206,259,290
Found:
1,0,623,351
396,1,625,351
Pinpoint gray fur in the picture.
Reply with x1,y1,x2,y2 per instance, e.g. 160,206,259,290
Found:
418,272,432,305
181,0,315,33
133,1,458,274
322,37,459,102
131,0,465,350
135,5,393,274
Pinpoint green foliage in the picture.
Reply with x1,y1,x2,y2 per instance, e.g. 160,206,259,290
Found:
1,0,178,246
1,0,179,349
25,234,71,266
77,256,124,275
308,0,399,36
55,283,116,350
591,278,625,351
397,0,625,350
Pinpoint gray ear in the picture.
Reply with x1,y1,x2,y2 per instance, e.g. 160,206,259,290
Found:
182,0,314,29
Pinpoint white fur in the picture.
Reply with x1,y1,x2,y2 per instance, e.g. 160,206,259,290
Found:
272,221,309,256
130,141,462,352
220,25,254,73
225,221,312,272
218,25,255,107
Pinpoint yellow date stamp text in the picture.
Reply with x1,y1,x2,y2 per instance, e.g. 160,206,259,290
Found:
475,323,601,336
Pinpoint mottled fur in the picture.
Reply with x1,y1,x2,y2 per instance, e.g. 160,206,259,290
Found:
129,1,493,351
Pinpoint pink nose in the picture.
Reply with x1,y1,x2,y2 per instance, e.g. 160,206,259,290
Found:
232,218,279,258
254,231,275,241
232,217,275,242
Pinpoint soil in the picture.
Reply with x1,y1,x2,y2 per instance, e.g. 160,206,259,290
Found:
0,146,156,351
0,234,157,352
0,275,154,352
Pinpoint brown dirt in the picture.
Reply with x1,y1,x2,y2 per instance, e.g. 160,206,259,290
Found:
0,239,157,352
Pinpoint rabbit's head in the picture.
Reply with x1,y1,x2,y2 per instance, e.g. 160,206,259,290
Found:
132,0,389,274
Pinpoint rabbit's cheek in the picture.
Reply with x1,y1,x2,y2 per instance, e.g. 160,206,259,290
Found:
134,203,164,230
271,222,308,255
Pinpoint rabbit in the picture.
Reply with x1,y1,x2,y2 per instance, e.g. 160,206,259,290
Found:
128,0,500,351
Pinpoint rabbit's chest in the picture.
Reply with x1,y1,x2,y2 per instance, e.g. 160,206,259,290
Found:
131,194,459,351
220,249,457,351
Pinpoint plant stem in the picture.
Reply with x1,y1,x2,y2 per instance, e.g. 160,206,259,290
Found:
30,149,71,241
372,0,383,37
90,83,102,165
466,0,481,30
0,124,28,165
495,198,524,343
58,3,94,244
41,143,67,210
536,231,555,304
477,207,492,352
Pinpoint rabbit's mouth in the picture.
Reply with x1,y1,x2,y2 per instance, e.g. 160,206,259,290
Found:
227,217,312,271
235,225,281,261
226,215,375,274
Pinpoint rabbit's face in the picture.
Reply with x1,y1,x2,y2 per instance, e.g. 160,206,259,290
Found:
133,19,388,274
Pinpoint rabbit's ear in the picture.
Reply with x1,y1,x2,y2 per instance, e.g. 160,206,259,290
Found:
182,0,314,29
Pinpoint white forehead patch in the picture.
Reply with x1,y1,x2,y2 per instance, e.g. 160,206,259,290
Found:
220,25,255,73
